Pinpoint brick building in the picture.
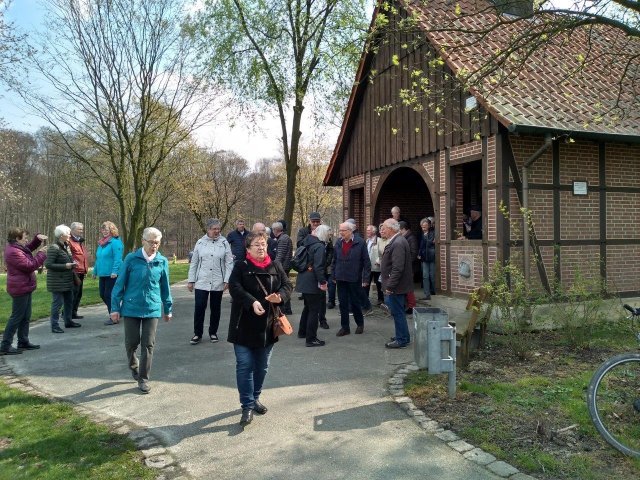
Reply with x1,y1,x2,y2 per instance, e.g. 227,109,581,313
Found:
324,0,640,296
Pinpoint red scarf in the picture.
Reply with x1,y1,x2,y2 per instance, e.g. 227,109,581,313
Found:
245,253,272,269
98,235,112,247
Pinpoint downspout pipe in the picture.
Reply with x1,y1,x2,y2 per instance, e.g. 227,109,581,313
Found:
523,134,552,285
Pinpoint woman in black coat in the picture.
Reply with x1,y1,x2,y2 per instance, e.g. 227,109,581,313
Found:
228,232,292,427
295,224,331,347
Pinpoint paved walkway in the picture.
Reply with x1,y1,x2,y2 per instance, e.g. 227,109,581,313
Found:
4,284,499,479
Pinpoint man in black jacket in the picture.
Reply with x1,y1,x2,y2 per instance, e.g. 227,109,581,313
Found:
296,211,321,247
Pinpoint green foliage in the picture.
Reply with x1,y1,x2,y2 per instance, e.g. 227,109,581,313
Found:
482,260,541,360
0,382,154,479
550,262,612,348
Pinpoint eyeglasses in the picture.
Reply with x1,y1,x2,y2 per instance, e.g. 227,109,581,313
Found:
250,244,267,249
144,239,161,246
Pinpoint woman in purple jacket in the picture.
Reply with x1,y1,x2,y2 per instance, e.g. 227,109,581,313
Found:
1,227,48,355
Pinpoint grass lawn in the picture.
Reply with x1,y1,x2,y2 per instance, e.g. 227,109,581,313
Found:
0,262,190,332
0,382,155,480
404,321,640,480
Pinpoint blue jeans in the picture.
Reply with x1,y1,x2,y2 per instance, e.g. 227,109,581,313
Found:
234,343,274,410
51,291,73,328
337,280,364,331
1,293,32,350
421,261,436,298
385,294,410,345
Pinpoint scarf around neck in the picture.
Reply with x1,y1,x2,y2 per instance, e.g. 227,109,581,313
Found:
98,235,112,247
245,253,272,269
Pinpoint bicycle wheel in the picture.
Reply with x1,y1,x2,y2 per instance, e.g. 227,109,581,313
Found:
587,353,640,458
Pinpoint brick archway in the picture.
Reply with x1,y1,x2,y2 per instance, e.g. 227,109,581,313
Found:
373,167,435,229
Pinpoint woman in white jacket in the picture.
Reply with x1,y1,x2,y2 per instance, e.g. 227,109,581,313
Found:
187,218,234,344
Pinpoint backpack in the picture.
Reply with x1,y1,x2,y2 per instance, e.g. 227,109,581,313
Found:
290,245,310,273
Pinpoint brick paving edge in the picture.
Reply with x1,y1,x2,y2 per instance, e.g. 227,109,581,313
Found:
389,362,539,480
0,356,192,480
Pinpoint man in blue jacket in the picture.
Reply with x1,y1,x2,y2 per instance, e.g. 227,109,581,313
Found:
332,222,370,337
226,219,248,262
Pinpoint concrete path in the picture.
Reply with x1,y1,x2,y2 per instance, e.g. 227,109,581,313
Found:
4,283,499,480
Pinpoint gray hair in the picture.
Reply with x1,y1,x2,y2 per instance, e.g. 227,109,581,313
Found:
314,224,332,242
384,219,400,232
346,218,356,226
70,222,83,231
206,218,221,229
367,224,377,233
54,224,71,238
271,222,283,232
265,227,271,236
143,227,162,241
391,206,400,213
420,217,429,226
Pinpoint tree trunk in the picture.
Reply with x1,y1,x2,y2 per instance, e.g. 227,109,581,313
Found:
283,105,303,232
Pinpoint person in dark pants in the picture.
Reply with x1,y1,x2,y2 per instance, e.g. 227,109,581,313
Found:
68,222,88,320
380,219,413,348
326,234,336,310
296,225,331,346
332,222,370,337
94,221,124,325
418,217,436,300
46,225,81,333
110,227,173,394
1,228,47,355
187,218,234,345
228,232,292,427
272,221,293,314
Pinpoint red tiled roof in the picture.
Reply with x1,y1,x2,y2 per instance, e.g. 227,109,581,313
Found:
407,0,640,136
325,0,640,185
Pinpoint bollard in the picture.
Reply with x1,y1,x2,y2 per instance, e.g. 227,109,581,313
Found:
414,306,457,399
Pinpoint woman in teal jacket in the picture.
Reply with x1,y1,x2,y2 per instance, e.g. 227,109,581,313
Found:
110,227,172,394
94,221,124,325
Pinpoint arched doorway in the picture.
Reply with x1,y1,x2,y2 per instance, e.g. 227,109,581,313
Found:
374,167,435,285
373,167,434,229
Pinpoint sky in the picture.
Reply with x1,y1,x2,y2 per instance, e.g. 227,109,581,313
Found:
0,0,337,165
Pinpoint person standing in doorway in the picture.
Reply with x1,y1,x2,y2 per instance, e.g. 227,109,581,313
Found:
418,217,436,302
187,218,234,345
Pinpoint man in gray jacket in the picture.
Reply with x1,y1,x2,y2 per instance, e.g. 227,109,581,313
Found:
379,218,413,348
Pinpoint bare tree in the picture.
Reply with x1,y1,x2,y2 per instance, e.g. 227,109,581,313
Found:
16,0,222,250
178,147,251,232
190,0,369,235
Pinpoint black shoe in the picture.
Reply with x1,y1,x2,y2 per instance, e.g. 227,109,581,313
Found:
138,381,150,394
72,315,84,319
319,320,330,329
65,321,82,328
131,368,139,381
0,346,23,355
240,408,253,426
385,340,408,349
355,325,364,334
52,326,64,333
336,328,350,337
17,342,40,350
327,302,335,309
190,335,201,345
254,400,268,415
306,338,326,347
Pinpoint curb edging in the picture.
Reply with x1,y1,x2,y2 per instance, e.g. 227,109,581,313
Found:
389,362,537,480
0,357,192,479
